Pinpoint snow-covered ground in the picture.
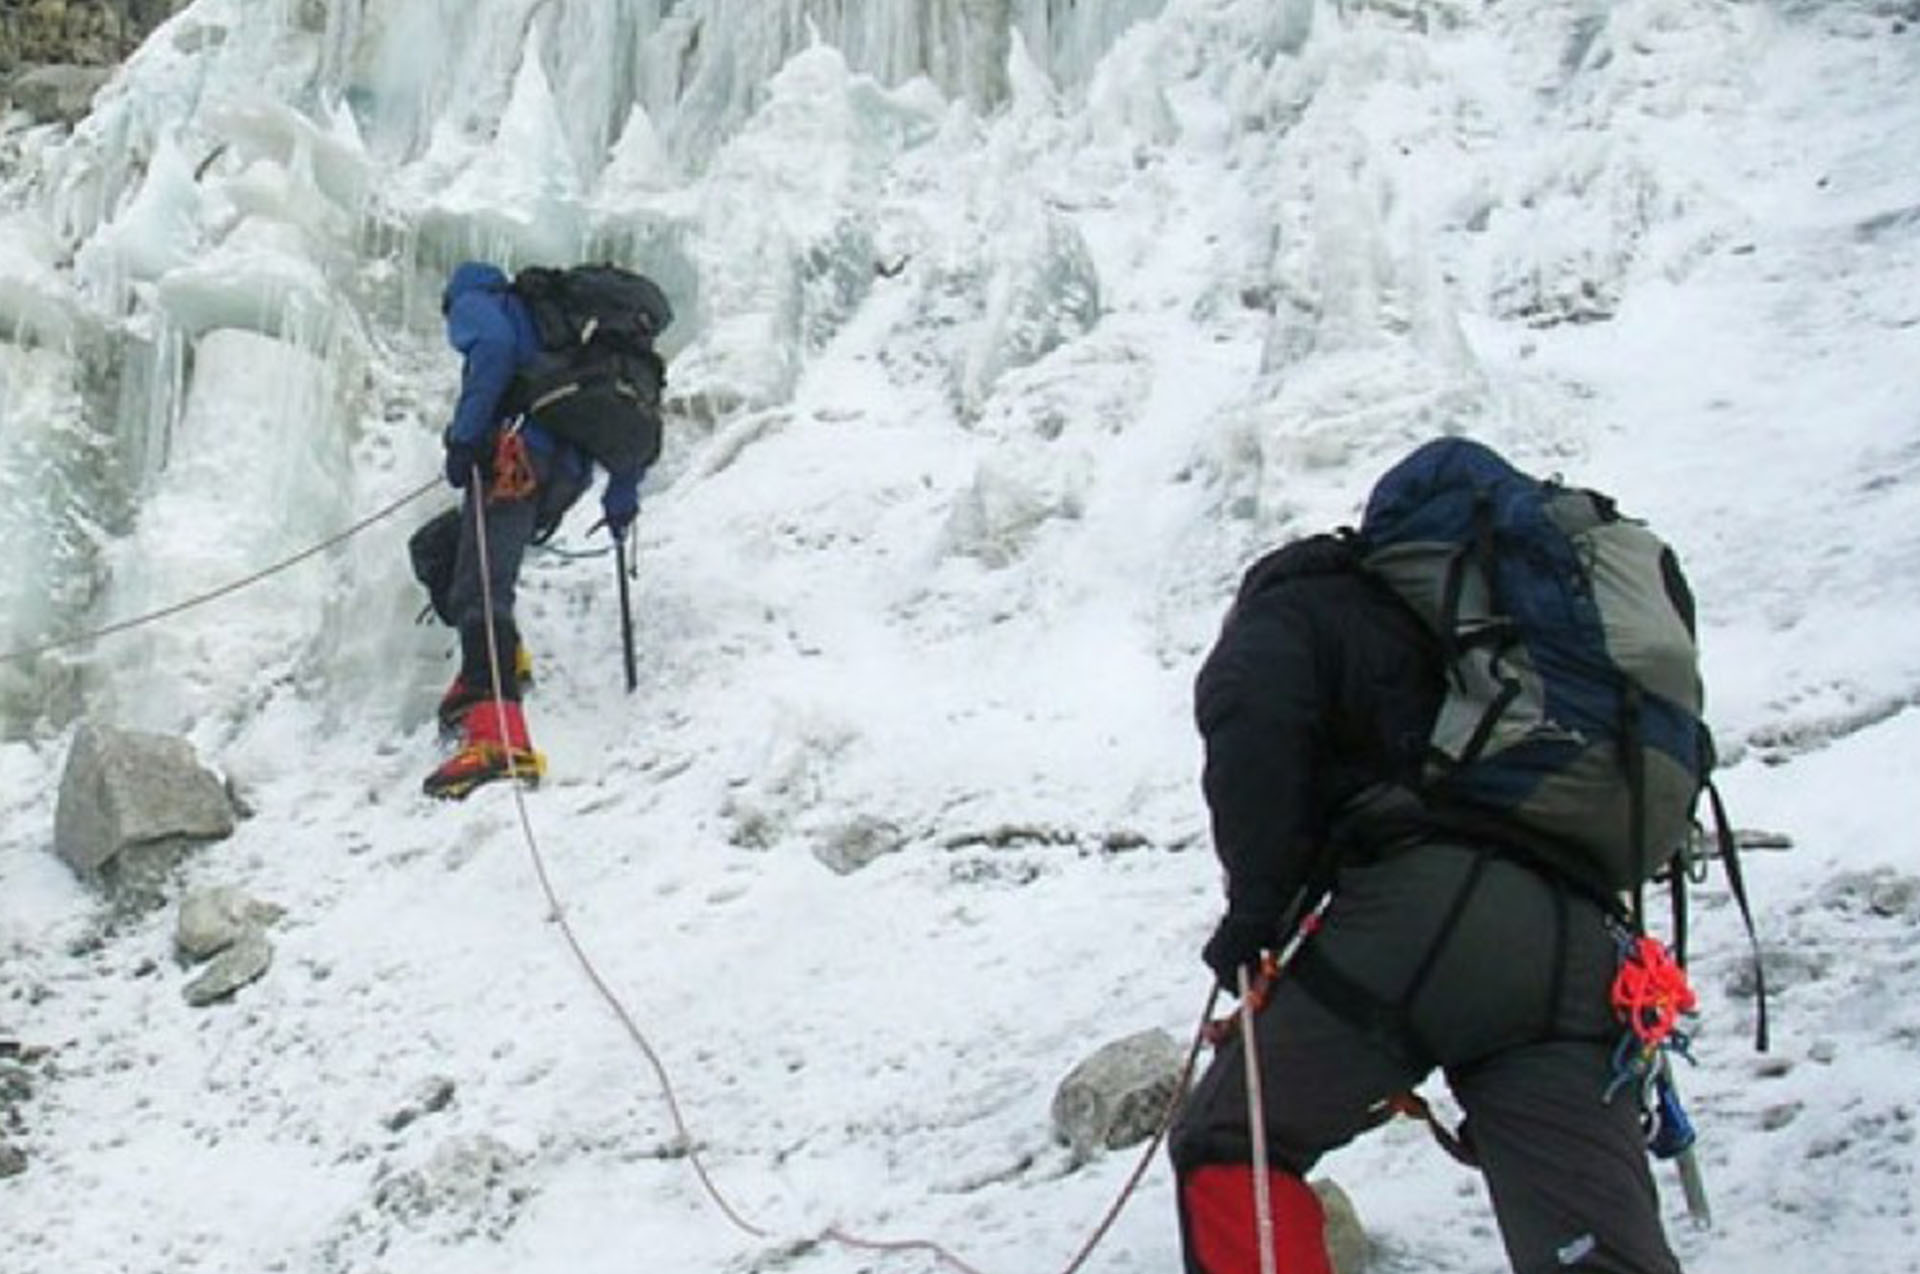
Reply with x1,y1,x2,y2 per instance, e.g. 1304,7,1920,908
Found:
2,2,1918,1272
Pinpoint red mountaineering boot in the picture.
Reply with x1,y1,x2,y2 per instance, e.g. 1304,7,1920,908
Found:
423,699,546,800
436,641,535,736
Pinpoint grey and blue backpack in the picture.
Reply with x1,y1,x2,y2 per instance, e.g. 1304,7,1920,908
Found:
1357,437,1764,1045
1359,436,1707,897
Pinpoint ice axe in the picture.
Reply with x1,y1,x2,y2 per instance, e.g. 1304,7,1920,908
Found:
1649,1059,1712,1229
613,531,637,693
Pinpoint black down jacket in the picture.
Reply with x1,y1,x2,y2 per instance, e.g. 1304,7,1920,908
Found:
1194,532,1441,922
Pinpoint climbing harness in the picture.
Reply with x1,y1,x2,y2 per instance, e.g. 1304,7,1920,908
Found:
1202,903,1484,1174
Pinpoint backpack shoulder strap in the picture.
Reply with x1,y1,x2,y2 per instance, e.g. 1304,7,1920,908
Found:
509,267,576,349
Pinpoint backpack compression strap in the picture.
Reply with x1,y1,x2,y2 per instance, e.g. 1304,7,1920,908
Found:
1703,780,1769,1052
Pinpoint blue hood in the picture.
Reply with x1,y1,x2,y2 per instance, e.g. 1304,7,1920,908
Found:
442,261,509,312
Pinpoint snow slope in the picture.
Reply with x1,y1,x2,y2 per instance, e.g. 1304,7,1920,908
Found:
2,2,1918,1272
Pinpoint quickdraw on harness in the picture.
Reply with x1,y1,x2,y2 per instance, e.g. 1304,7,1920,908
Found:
1604,930,1700,1158
487,426,538,502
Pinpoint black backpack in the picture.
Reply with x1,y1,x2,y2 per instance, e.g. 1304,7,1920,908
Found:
510,264,672,474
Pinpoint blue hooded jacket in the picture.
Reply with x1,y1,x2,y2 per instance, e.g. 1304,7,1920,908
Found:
440,261,641,523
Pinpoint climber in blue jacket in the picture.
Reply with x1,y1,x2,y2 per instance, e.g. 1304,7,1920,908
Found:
424,260,642,800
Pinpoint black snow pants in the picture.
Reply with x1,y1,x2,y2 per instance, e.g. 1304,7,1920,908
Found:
445,443,583,693
447,445,582,634
1169,842,1683,1274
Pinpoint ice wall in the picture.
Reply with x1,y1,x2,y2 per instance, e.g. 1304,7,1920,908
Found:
88,327,354,734
339,0,1171,181
0,0,1239,739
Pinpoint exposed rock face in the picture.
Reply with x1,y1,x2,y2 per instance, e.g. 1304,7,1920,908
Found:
6,63,110,120
1,1,151,72
1,0,189,122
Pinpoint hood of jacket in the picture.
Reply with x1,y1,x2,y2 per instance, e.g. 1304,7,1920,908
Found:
442,261,510,312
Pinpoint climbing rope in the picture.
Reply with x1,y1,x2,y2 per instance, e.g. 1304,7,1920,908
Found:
0,477,440,667
1610,932,1698,1053
486,729,1217,1274
16,453,1211,1271
465,506,1217,1274
1604,929,1699,1114
1238,965,1279,1274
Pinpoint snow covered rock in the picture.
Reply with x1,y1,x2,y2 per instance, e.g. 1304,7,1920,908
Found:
51,721,235,908
1050,1026,1184,1159
180,928,271,1007
812,813,906,875
1315,1177,1369,1274
174,883,281,960
174,883,282,1005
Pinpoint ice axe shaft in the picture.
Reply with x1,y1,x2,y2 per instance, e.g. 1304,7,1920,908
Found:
1675,1147,1712,1229
614,535,637,692
1650,1061,1711,1229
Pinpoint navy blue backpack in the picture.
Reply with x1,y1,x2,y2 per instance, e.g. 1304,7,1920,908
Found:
1357,439,1766,1051
1358,436,1711,899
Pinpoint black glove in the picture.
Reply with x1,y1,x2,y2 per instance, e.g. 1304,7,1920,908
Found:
444,438,489,490
1202,912,1280,994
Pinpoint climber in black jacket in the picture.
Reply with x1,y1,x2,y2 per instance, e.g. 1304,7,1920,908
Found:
1170,533,1682,1274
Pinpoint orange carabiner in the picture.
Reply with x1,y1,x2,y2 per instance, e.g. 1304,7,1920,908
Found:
487,429,538,502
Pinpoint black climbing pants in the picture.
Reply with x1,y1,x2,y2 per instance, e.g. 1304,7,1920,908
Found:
446,444,581,634
1170,844,1683,1274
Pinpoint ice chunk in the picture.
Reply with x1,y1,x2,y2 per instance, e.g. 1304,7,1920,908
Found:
154,216,349,345
72,133,204,288
204,98,374,217
1021,0,1173,92
594,104,678,203
413,25,587,268
674,45,901,410
0,216,88,348
0,344,112,734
